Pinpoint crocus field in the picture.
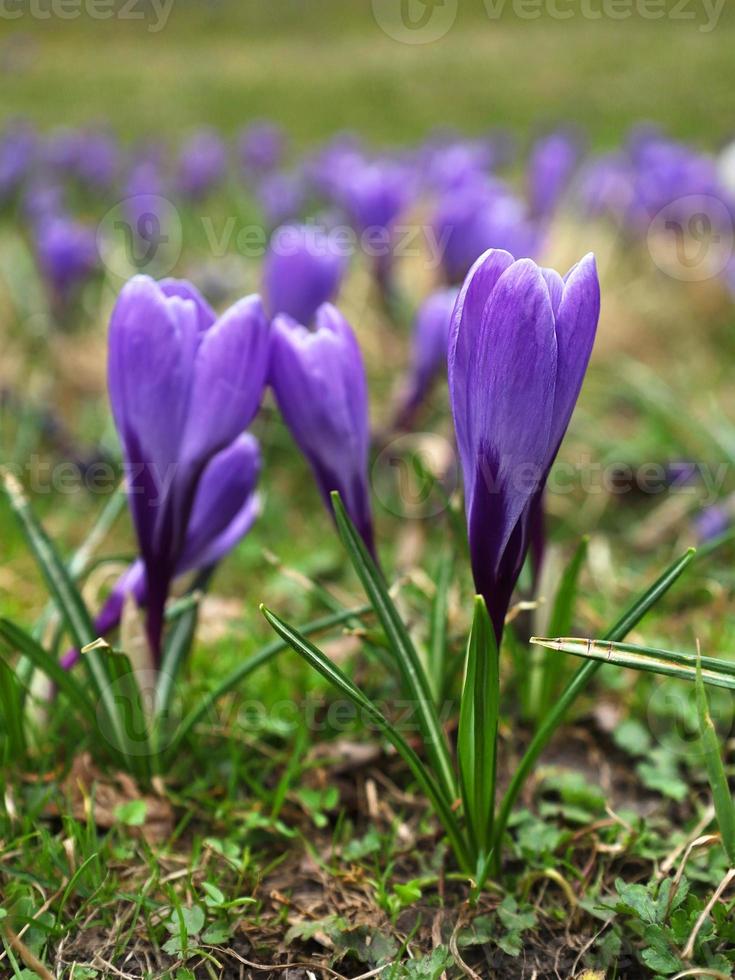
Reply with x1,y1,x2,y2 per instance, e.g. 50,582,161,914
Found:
3,4,735,978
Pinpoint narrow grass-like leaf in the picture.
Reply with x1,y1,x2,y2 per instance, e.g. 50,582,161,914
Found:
491,548,696,873
261,603,472,872
331,491,457,805
0,618,96,725
530,637,735,691
695,651,735,864
85,641,152,781
427,549,453,702
1,469,133,761
457,596,498,859
0,658,26,758
163,603,371,763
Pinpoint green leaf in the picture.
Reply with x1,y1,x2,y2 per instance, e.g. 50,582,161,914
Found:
114,800,147,827
536,537,589,715
330,491,457,806
696,651,735,863
163,603,371,763
614,879,658,924
260,603,472,872
427,549,453,701
0,618,96,725
529,636,735,692
457,596,499,862
0,471,136,768
491,548,696,873
0,656,26,757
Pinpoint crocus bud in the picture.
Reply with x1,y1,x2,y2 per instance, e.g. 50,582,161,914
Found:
527,131,580,220
449,249,600,642
108,275,270,658
269,303,374,554
176,129,228,201
263,224,346,326
60,434,261,670
395,288,457,428
35,214,98,309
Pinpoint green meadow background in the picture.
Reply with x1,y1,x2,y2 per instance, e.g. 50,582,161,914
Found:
0,0,732,148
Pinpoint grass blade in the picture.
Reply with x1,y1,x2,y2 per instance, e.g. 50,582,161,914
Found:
0,658,26,759
0,618,97,725
261,603,472,872
695,649,735,864
530,637,735,691
457,596,499,861
534,536,589,717
1,470,132,762
163,603,371,763
331,491,457,805
491,547,696,873
427,549,453,702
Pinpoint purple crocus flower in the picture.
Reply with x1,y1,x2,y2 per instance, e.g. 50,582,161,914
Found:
693,504,730,544
35,214,98,307
108,276,270,659
61,434,261,670
176,129,228,201
434,181,540,285
395,287,457,428
0,120,37,201
337,161,414,296
448,249,600,642
238,121,286,179
263,224,346,326
269,303,374,554
257,171,305,228
527,131,581,220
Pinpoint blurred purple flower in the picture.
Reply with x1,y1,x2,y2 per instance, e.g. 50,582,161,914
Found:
60,434,261,670
35,214,98,304
176,129,228,200
449,249,600,641
0,120,37,200
257,171,305,228
434,180,540,285
270,303,375,554
694,504,730,544
395,287,457,428
108,276,270,658
238,121,286,178
527,130,581,220
263,223,346,325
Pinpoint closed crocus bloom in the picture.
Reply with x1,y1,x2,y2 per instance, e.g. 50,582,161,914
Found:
176,129,228,201
449,249,600,642
263,224,346,326
35,214,98,308
395,288,457,428
61,435,261,670
108,276,270,658
238,121,286,178
434,181,540,285
270,304,374,554
527,131,580,220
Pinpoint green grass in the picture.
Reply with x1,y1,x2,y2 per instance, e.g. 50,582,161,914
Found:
2,3,735,976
